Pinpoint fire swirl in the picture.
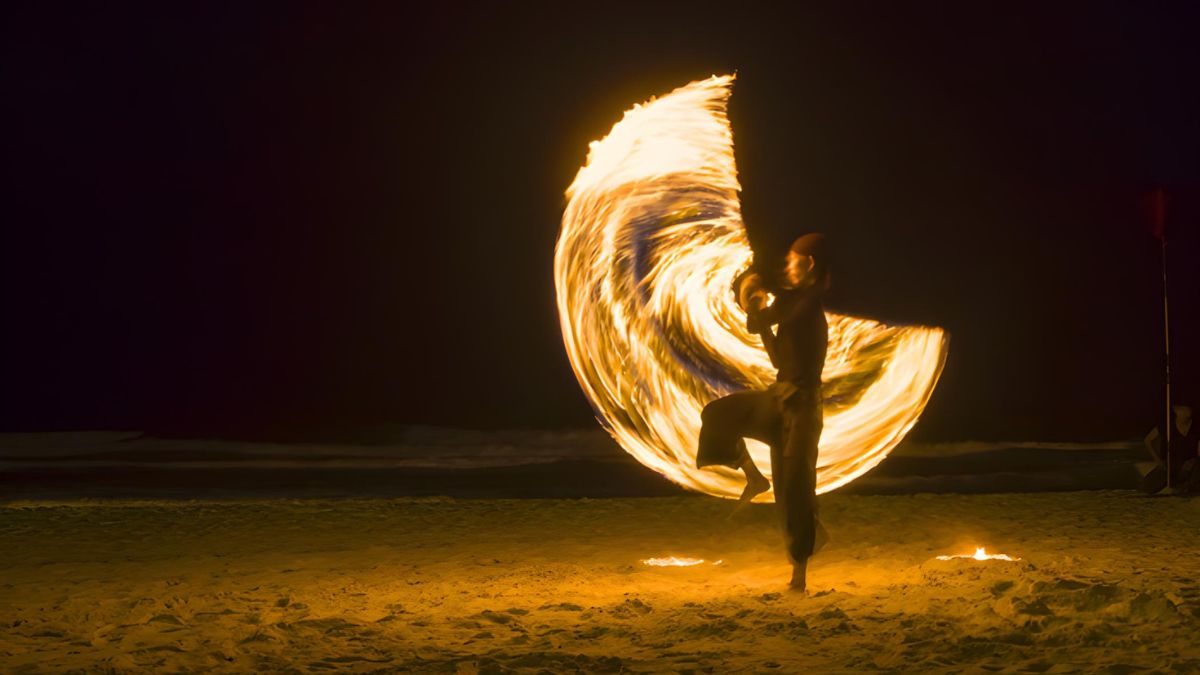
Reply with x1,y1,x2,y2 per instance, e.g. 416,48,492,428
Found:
554,75,948,500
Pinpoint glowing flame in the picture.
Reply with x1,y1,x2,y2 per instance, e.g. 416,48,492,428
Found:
555,74,949,501
936,547,1020,562
641,556,708,567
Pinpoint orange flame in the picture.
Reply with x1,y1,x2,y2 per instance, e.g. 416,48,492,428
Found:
555,75,948,501
641,556,708,567
936,547,1020,562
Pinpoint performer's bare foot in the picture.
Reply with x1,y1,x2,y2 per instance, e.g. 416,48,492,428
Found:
728,447,770,518
788,560,807,592
728,474,770,518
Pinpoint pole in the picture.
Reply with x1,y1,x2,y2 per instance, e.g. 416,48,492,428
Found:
1161,233,1171,488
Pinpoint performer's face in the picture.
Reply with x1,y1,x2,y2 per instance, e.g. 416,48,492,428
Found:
782,251,814,289
1174,404,1193,422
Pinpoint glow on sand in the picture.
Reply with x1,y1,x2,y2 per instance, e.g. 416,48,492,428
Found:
554,74,949,501
936,547,1021,562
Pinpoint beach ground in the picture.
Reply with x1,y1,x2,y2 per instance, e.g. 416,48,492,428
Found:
3,492,1199,673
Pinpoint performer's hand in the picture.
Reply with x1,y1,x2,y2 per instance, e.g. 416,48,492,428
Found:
746,289,769,313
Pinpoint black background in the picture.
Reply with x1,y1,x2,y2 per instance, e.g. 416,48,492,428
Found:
3,2,1198,441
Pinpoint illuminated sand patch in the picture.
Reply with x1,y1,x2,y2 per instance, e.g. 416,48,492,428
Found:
555,75,949,500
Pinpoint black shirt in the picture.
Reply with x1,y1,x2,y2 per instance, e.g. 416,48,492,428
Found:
1165,420,1199,483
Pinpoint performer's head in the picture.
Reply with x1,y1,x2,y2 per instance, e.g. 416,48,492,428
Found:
781,233,829,290
732,268,769,313
1173,399,1193,423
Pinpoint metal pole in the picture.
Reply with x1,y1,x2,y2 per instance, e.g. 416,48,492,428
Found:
1162,234,1171,488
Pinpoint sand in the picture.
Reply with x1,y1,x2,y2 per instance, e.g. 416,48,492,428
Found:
3,492,1199,673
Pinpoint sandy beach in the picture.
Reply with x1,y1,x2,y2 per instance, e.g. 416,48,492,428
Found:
4,491,1199,673
9,3,1200,672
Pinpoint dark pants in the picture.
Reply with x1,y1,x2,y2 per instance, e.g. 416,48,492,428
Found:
697,385,823,564
1186,459,1200,492
1138,455,1200,493
697,390,782,468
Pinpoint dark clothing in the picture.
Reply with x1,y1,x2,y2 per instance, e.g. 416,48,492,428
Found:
774,385,823,562
699,276,828,564
1139,421,1200,493
1182,459,1200,493
696,388,783,470
1166,422,1200,488
762,280,827,562
1139,456,1200,494
695,382,823,564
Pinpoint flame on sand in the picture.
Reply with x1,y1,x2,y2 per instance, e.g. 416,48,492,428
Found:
555,74,949,501
936,547,1021,562
641,556,709,567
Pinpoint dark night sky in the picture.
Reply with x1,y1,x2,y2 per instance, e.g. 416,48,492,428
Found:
3,2,1198,442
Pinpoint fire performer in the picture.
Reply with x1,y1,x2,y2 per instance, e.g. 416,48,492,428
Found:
697,233,830,589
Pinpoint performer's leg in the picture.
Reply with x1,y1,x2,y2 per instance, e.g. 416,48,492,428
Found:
698,391,778,504
778,390,823,590
698,391,778,469
736,440,769,495
731,391,782,504
697,392,759,470
1181,458,1200,493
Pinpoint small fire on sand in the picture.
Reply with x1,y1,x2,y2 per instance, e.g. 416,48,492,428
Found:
641,556,722,567
936,547,1020,562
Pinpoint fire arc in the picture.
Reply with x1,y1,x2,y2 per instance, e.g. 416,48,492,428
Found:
554,75,949,501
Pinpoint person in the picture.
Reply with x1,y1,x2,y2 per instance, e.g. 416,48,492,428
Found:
755,233,830,589
697,233,830,590
1142,399,1200,493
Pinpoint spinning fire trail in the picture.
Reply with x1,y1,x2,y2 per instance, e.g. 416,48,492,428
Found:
554,75,949,501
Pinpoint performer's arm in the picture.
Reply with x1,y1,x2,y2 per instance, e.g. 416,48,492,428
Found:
747,309,779,367
759,325,779,367
758,285,822,327
743,289,780,368
1144,427,1162,464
